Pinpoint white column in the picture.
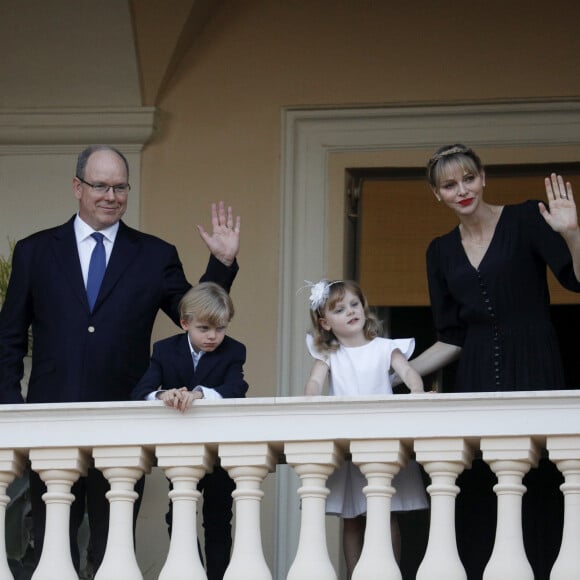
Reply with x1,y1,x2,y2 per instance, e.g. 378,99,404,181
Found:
350,439,406,580
156,444,214,580
220,442,276,580
481,437,539,580
547,435,580,580
29,447,89,580
285,440,343,580
415,438,472,580
0,450,26,580
93,446,153,580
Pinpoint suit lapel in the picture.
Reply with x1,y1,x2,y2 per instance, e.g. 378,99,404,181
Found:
194,346,224,385
92,222,141,311
50,219,143,313
51,217,90,310
174,335,196,386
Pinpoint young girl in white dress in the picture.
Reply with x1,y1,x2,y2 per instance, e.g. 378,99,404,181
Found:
304,279,429,579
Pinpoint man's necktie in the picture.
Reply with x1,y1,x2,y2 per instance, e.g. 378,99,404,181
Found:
86,232,106,311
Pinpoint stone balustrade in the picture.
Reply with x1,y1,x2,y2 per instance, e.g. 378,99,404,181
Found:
0,390,579,579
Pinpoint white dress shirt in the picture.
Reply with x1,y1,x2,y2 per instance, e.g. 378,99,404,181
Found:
187,335,221,400
74,215,119,287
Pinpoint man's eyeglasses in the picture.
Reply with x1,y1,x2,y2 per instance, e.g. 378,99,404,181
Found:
76,176,131,196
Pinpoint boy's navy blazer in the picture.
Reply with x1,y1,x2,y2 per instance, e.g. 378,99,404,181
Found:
131,332,248,400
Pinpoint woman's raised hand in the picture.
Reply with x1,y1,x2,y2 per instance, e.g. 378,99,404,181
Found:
540,173,578,234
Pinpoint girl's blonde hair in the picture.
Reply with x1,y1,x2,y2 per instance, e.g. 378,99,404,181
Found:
179,282,234,325
309,280,382,352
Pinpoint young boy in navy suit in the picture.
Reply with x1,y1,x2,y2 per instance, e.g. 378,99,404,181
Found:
132,281,248,580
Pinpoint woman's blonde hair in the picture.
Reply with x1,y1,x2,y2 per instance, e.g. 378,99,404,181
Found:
426,143,484,189
309,280,382,353
179,282,234,325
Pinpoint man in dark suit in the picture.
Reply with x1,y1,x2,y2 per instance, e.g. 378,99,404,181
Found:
0,145,241,572
132,281,247,580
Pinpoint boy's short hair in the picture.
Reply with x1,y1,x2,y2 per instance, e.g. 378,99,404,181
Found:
179,282,234,325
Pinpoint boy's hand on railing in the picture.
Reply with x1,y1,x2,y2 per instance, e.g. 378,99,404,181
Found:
158,387,202,413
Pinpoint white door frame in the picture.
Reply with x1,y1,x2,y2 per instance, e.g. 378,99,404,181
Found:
275,100,580,578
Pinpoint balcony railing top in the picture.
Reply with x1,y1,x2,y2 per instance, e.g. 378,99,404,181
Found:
0,390,578,451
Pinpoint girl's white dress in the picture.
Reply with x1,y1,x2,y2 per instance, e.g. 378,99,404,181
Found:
306,334,429,518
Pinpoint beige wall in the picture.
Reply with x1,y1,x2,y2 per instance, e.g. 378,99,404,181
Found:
0,0,140,108
137,0,580,398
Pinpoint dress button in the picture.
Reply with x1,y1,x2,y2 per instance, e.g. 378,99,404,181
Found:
88,326,95,333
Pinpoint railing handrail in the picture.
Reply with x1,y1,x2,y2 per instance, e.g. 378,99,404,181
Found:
0,390,578,451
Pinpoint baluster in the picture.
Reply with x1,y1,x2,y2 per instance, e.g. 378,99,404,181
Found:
220,442,276,580
285,440,342,580
415,438,472,580
29,447,89,580
547,435,580,579
93,446,153,580
350,439,406,580
0,450,26,579
481,437,539,580
157,444,213,580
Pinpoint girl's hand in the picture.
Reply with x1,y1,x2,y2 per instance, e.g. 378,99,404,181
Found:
539,174,578,235
391,350,425,393
304,359,329,396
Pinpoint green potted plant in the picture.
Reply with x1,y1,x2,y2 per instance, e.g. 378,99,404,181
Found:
0,239,14,306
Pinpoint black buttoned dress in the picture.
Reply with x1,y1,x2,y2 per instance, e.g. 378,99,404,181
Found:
426,199,580,580
427,200,580,392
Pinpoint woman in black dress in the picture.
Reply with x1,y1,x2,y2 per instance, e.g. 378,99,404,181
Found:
410,144,580,579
